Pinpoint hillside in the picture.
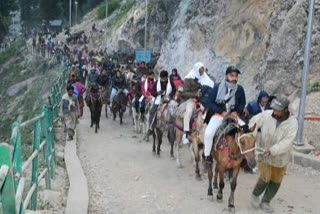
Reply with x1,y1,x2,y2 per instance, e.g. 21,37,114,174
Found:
65,0,320,145
0,39,63,142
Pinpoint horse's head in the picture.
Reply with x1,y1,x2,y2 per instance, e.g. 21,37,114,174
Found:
236,124,257,168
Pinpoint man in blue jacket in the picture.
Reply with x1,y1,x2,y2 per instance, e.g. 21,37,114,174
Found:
202,66,246,164
245,90,269,119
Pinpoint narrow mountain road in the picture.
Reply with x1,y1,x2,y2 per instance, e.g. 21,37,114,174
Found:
78,108,320,214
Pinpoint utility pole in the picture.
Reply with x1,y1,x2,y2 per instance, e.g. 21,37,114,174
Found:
105,0,108,53
144,0,148,61
69,0,72,27
295,0,315,146
75,1,78,25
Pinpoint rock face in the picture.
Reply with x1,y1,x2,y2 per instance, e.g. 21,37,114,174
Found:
75,0,320,99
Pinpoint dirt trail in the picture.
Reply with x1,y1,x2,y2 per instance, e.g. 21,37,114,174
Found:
78,108,320,214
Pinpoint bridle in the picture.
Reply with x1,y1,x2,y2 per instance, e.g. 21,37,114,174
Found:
235,132,256,155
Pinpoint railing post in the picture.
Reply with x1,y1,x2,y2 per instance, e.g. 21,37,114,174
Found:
41,108,51,190
31,120,41,210
9,122,22,188
0,143,17,214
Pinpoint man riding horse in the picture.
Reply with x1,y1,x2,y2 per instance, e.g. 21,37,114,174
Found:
148,70,176,135
181,62,215,144
202,66,246,169
109,70,128,107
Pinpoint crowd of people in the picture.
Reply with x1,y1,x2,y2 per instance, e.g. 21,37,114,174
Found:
56,36,297,212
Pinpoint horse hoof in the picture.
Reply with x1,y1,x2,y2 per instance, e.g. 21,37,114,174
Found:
228,205,235,213
217,195,223,202
207,195,214,202
213,188,219,194
195,174,202,181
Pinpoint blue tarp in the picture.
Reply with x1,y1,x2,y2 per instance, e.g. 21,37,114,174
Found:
135,49,152,63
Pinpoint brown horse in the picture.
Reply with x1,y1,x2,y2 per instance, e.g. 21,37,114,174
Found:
100,86,111,118
175,105,206,180
112,90,128,125
207,119,256,213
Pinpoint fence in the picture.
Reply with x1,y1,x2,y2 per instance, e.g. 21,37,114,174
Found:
0,65,68,214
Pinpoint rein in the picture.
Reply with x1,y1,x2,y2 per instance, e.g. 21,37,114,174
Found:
235,132,255,155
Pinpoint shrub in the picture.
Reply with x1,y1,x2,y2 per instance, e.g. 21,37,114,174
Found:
108,0,136,27
0,38,25,65
97,0,121,19
311,80,320,92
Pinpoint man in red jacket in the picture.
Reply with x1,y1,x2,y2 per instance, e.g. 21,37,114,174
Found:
140,71,155,113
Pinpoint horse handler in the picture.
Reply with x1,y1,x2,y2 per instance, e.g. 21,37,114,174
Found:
60,85,80,141
249,96,298,213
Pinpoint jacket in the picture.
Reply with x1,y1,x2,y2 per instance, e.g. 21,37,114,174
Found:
247,91,269,117
203,82,246,114
151,80,176,98
96,74,110,88
249,110,298,167
141,78,155,98
87,72,98,85
112,76,126,90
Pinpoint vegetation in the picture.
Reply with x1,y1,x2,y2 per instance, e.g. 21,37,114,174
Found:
107,0,136,28
0,0,18,41
0,38,25,65
97,0,121,19
311,80,320,92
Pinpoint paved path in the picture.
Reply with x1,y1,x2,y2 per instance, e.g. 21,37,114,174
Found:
78,108,320,214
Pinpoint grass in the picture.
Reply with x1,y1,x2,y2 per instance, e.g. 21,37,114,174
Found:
0,38,25,65
108,0,136,28
97,0,122,19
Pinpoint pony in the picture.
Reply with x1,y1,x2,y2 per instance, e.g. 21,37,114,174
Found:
151,98,177,156
112,90,128,125
174,102,206,180
132,97,153,141
207,118,256,212
100,86,111,118
86,88,103,133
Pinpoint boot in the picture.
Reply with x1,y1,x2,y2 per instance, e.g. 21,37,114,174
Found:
260,202,274,213
252,179,269,197
261,181,281,204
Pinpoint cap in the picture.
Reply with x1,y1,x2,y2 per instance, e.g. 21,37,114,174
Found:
225,66,241,75
270,96,290,111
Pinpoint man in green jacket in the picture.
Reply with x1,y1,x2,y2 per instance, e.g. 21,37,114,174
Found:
249,96,298,213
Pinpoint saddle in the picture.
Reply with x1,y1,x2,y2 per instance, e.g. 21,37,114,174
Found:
212,117,238,152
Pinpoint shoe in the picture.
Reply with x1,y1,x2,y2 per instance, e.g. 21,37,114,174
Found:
182,133,189,145
260,202,274,213
250,194,260,209
252,166,259,174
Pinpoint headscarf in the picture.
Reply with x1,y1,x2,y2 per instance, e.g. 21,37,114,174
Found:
184,62,214,88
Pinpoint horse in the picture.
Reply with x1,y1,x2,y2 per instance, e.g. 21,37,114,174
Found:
100,86,111,118
207,118,256,212
174,102,206,180
151,98,177,156
112,90,128,125
132,97,152,141
86,89,103,133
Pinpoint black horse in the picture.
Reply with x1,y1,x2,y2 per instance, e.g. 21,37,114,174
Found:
112,90,128,125
86,88,103,133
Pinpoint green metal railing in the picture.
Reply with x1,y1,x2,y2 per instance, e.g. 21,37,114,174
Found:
0,65,68,214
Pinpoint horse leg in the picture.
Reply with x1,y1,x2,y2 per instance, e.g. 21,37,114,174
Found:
105,104,108,118
113,108,116,121
193,140,201,180
228,166,240,213
168,128,175,158
213,164,219,193
152,130,156,153
175,130,183,168
120,110,123,125
90,109,94,127
156,129,162,156
217,166,225,202
207,162,214,201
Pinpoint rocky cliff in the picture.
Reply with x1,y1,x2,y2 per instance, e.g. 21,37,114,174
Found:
74,0,320,100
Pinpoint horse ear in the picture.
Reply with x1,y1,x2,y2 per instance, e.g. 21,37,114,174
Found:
249,123,256,133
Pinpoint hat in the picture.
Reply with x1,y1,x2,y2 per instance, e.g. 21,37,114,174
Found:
225,66,241,75
270,96,290,111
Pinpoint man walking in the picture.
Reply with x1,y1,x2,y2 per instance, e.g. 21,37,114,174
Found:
249,96,298,213
60,85,80,140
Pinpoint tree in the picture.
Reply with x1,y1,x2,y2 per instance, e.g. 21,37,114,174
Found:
0,0,18,41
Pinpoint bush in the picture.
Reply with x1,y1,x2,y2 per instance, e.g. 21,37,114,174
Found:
0,38,25,65
97,0,121,19
311,80,320,92
108,0,136,27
